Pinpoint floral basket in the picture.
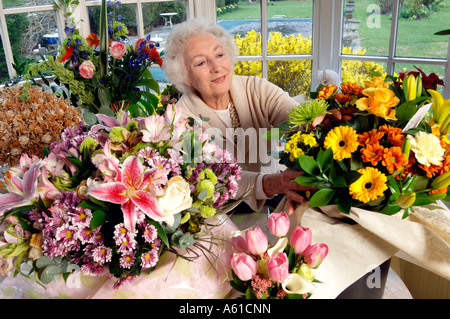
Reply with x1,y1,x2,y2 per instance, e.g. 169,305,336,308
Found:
0,103,242,292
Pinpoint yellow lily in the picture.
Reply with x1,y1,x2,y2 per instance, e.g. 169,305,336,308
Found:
406,75,416,101
428,89,450,135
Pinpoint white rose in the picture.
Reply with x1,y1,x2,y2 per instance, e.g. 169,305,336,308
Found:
158,176,193,226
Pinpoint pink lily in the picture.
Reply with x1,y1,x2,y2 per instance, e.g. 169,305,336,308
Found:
141,114,171,143
87,156,165,231
91,140,121,182
0,160,43,215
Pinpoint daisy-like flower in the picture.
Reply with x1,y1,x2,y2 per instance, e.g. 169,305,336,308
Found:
142,223,158,243
140,249,158,269
324,126,359,161
119,252,136,269
358,129,384,146
92,245,113,265
317,84,338,100
349,167,388,203
379,125,404,147
55,223,79,250
382,147,408,174
360,143,384,166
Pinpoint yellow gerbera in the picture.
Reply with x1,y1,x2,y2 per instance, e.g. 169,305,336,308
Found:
349,167,388,203
324,126,359,161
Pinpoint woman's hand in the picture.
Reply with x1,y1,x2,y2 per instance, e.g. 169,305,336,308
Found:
262,169,315,215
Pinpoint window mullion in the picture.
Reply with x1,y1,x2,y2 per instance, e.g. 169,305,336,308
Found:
387,0,400,74
0,0,15,79
261,0,268,79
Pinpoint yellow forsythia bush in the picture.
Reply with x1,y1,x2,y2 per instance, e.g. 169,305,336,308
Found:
233,31,385,96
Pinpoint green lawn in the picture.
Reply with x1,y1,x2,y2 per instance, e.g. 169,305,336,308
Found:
217,0,313,19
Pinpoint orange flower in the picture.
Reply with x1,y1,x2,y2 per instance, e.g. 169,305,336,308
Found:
358,129,385,146
420,163,442,178
317,84,338,100
378,125,404,146
340,82,365,97
58,46,74,63
364,76,390,89
135,38,163,66
361,143,384,165
86,33,100,48
382,146,408,174
356,88,399,121
334,93,354,104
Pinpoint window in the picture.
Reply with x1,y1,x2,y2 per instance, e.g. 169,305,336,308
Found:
0,0,190,83
340,0,449,94
216,0,315,97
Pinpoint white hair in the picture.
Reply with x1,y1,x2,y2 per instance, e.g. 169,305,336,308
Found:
163,19,237,94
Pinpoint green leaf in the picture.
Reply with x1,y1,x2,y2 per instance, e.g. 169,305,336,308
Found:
90,209,107,229
83,111,98,126
39,265,62,284
317,148,333,171
396,100,417,122
263,128,284,140
297,155,319,175
294,175,321,187
309,188,335,207
337,196,352,214
34,256,55,269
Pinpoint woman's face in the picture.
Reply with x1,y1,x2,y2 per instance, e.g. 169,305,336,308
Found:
184,33,233,103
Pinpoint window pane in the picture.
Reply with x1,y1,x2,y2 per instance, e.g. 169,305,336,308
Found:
268,59,311,97
0,32,9,82
142,1,187,41
3,11,59,81
396,0,450,59
341,59,387,86
88,3,137,41
342,0,391,57
217,0,261,56
2,0,53,8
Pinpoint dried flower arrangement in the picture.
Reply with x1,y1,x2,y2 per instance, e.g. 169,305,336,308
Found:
0,86,82,166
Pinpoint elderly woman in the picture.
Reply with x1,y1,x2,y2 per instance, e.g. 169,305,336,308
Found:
163,19,311,215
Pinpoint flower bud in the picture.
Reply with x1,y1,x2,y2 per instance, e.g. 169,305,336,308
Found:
290,226,311,256
431,170,450,190
303,243,328,269
267,252,290,283
79,60,95,79
428,192,447,201
297,263,315,282
407,75,417,101
245,227,268,256
268,212,290,237
230,253,257,282
396,192,416,209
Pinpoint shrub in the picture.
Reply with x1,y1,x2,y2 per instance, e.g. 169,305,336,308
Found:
233,31,386,97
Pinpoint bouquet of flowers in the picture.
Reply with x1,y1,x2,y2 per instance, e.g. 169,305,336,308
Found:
229,212,328,299
28,0,162,122
278,67,450,218
0,103,241,288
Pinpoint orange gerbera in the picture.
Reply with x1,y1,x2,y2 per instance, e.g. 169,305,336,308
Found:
317,84,338,100
356,87,399,121
358,129,384,146
361,143,384,165
382,146,408,174
86,33,100,48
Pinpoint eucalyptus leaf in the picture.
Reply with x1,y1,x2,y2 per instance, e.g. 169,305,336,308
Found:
34,256,55,269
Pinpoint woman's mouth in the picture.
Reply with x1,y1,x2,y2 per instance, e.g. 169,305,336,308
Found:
212,75,227,83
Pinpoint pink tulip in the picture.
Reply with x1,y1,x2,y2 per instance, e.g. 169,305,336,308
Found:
231,235,248,254
290,226,311,256
303,244,328,269
245,227,268,256
230,253,257,281
268,212,290,237
109,41,127,59
267,252,289,283
79,60,95,79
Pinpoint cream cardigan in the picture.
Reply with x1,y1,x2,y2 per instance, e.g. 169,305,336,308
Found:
177,75,298,211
